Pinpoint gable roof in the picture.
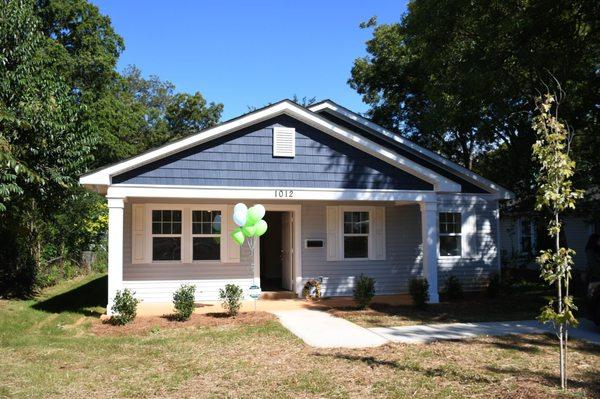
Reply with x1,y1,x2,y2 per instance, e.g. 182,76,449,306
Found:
81,99,462,193
309,100,513,199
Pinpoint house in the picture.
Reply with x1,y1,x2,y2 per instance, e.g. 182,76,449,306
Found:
500,189,599,270
80,99,513,313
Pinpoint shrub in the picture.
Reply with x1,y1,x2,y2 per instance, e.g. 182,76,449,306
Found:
110,289,140,325
409,278,429,308
219,284,243,317
353,274,375,309
173,284,196,321
444,276,463,301
487,272,501,298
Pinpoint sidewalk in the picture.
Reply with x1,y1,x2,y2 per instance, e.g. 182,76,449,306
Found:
273,309,389,348
370,319,600,345
273,308,600,348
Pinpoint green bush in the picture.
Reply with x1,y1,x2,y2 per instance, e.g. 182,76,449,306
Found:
444,276,464,301
173,284,196,321
219,284,243,317
353,274,375,309
487,272,501,298
110,289,140,325
409,278,429,308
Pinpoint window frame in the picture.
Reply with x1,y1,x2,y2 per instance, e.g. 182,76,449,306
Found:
518,218,536,255
150,208,183,263
190,207,223,262
438,212,462,258
341,207,371,260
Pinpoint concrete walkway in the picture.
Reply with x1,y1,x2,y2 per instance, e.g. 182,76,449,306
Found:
273,308,600,348
273,309,389,348
370,319,600,345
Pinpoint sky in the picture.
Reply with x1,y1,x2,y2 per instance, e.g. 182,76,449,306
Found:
92,1,407,120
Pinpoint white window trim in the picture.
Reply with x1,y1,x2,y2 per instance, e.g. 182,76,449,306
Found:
340,206,373,261
190,205,226,263
148,205,184,263
143,203,228,264
438,211,462,259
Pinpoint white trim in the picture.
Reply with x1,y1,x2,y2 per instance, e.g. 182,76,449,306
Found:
438,211,463,258
189,206,226,262
309,101,514,199
340,206,373,260
107,198,125,315
80,100,460,192
419,200,439,303
251,203,302,296
107,184,437,202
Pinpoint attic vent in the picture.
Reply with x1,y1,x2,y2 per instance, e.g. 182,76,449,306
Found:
273,127,295,157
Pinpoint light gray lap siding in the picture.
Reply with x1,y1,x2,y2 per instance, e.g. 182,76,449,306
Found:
301,203,424,296
437,195,499,291
113,115,433,191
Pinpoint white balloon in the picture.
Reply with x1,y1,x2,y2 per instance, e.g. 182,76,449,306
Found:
254,204,266,219
233,209,247,227
234,203,247,216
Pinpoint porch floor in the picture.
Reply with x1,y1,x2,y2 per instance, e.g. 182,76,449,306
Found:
135,294,412,316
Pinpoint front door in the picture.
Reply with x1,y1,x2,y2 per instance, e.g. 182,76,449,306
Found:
281,212,293,291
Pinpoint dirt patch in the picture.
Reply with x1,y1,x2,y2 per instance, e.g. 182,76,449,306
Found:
91,311,275,336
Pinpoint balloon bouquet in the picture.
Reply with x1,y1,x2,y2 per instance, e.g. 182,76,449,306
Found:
230,203,268,309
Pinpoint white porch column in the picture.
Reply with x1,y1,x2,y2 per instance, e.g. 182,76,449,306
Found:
107,197,125,315
420,200,439,303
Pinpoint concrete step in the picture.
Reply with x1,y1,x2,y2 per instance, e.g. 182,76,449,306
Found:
260,291,297,300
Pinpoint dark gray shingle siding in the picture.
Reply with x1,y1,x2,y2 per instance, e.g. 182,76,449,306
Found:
317,110,489,194
113,115,434,191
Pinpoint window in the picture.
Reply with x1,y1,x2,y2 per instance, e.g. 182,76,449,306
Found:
439,212,461,257
152,210,182,261
343,211,369,258
519,219,535,254
192,210,221,261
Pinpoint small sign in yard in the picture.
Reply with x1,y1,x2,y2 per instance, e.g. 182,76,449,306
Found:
248,284,261,300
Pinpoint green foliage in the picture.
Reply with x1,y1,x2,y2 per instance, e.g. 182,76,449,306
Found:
110,289,140,325
219,284,243,317
353,274,375,309
172,284,196,321
443,276,463,301
486,272,501,298
409,278,429,308
532,93,583,388
350,0,600,200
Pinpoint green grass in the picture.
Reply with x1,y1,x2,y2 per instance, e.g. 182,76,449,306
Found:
0,275,598,398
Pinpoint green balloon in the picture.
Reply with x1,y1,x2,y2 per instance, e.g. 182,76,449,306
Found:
231,228,245,245
245,206,261,226
254,219,268,237
241,224,256,237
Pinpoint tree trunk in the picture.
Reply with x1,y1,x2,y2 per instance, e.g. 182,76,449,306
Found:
555,212,566,389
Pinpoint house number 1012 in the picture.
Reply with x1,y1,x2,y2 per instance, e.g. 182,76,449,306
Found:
275,190,293,198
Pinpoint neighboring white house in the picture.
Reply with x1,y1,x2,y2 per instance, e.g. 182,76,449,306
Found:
80,99,513,314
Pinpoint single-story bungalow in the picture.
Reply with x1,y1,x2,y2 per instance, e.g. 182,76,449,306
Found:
80,99,513,313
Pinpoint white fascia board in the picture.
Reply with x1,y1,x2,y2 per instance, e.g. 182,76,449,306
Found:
309,101,514,199
81,100,459,192
107,184,437,203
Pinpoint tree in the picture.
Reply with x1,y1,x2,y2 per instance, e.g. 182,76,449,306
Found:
166,92,223,140
350,0,600,200
0,0,94,294
533,92,584,389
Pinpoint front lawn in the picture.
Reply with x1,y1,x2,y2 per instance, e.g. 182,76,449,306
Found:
1,274,598,398
328,285,554,328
